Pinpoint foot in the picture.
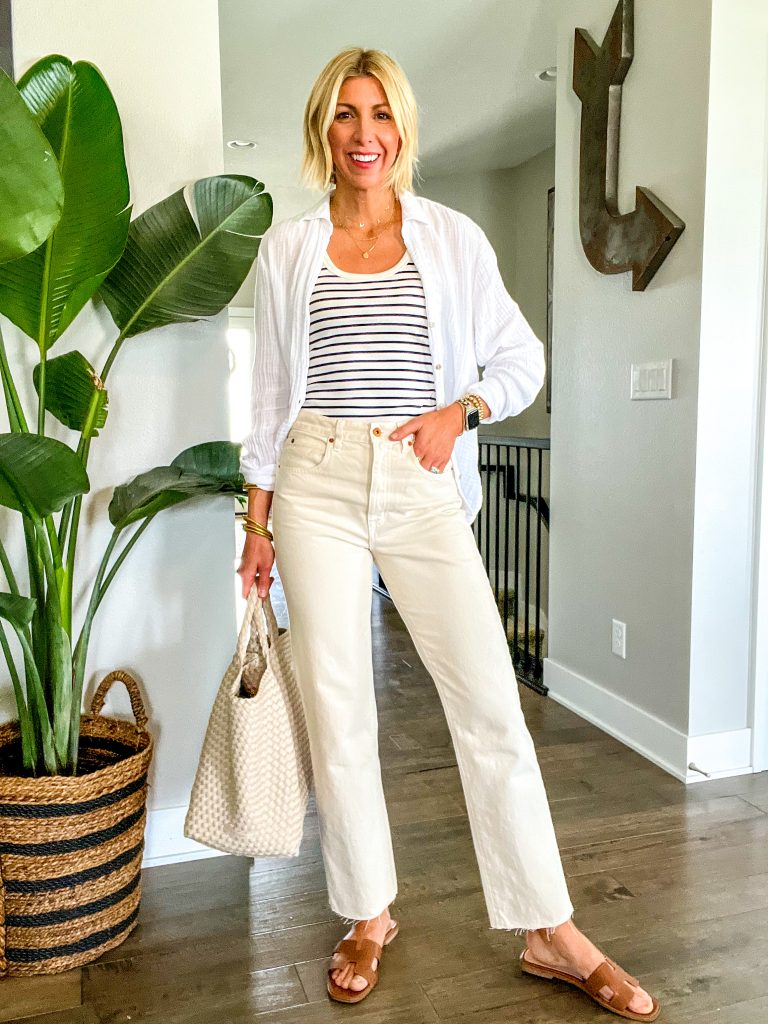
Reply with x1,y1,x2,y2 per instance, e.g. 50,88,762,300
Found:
329,908,394,992
524,918,654,1015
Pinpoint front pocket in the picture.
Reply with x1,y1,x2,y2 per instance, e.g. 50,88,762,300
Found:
278,430,334,472
409,443,452,478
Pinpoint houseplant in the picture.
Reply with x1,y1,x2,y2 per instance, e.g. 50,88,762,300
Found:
0,54,271,975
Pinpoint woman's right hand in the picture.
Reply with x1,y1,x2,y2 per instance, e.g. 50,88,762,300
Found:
237,533,275,599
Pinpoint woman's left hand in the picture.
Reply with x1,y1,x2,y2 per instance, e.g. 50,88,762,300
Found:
388,404,464,473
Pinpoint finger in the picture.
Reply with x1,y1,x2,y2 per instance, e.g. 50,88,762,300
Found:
389,415,422,440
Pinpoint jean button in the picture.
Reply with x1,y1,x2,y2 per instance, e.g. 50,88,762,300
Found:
372,426,382,437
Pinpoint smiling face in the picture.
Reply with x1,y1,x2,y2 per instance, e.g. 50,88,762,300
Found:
327,75,402,191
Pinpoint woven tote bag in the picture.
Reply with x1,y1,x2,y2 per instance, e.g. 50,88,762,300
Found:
183,585,312,857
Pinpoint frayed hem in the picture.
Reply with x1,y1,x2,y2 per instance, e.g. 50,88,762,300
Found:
328,895,397,926
491,911,575,940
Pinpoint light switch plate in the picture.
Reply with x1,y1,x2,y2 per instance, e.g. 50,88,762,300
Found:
630,358,673,399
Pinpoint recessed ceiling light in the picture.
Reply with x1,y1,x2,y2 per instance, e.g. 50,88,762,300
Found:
537,67,557,83
227,139,257,149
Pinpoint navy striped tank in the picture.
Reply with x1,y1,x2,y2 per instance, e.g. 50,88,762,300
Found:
300,249,437,418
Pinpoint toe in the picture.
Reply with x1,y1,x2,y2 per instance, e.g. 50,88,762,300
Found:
598,983,654,1015
349,974,368,992
629,986,655,1014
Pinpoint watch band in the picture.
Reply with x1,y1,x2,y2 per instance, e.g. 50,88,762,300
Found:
457,396,482,432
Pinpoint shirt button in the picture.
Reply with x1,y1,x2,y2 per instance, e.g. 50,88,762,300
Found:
435,364,442,370
429,320,435,328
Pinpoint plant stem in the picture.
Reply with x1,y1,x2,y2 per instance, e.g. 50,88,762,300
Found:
69,526,119,765
94,516,155,613
0,533,21,595
0,322,30,432
0,622,37,770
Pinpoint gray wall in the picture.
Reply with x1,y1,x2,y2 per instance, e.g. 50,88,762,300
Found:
545,0,711,757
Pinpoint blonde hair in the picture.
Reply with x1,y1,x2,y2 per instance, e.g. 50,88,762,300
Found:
301,47,420,195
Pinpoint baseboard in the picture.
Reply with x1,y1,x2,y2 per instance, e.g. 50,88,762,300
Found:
142,804,231,868
543,658,753,783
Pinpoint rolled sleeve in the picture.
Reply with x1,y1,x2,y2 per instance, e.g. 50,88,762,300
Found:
469,229,546,423
238,231,290,489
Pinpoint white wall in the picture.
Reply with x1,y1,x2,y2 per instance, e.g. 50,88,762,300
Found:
544,0,712,780
690,0,768,773
3,0,235,864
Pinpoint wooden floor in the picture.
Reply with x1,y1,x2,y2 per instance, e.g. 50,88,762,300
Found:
3,591,768,1023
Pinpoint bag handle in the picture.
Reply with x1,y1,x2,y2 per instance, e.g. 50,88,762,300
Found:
89,669,149,732
237,584,281,665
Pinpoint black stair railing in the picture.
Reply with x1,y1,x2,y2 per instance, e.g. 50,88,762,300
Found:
474,435,550,694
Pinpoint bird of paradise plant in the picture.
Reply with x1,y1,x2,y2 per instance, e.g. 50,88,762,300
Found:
0,54,271,776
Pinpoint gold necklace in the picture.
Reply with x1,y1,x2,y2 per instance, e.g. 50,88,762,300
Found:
331,197,396,231
331,198,400,259
337,217,397,259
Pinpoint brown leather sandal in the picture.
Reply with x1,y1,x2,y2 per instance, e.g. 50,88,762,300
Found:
519,946,660,1021
327,919,399,1004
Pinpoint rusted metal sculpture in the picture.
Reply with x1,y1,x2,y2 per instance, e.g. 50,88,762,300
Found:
573,0,684,290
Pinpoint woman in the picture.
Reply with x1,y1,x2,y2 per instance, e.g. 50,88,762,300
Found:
237,47,659,1022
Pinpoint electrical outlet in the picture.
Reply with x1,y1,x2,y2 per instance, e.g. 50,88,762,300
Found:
611,619,627,658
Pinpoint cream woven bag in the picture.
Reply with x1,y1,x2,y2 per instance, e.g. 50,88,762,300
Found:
184,585,312,857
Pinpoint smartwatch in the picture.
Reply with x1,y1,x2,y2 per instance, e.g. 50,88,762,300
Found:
456,395,483,432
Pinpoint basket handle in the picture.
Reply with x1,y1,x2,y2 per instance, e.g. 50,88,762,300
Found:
89,669,149,732
237,584,280,665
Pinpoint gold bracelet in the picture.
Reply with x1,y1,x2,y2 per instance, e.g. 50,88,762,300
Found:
243,482,260,491
243,523,273,541
466,394,485,416
242,516,273,541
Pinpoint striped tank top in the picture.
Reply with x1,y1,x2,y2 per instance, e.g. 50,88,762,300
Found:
300,248,437,418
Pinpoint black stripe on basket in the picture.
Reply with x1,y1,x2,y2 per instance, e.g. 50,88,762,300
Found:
5,840,144,894
7,903,140,963
0,772,147,819
0,805,144,856
7,872,140,928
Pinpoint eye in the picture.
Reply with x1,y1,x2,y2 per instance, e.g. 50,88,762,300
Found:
377,111,392,120
335,111,351,120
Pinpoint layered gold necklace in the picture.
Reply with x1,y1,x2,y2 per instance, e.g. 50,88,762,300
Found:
330,197,400,260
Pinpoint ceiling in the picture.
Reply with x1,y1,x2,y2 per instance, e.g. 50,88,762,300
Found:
218,0,559,307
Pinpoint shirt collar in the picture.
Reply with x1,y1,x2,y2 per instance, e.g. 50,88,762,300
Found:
299,188,429,225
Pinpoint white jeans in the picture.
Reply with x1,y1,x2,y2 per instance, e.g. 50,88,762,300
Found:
270,408,575,933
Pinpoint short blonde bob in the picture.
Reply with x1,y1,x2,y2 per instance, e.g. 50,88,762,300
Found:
301,47,420,195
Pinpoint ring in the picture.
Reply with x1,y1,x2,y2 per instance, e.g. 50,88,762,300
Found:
429,466,441,474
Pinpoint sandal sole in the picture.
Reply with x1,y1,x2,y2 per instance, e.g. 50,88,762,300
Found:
327,921,399,1004
519,947,661,1021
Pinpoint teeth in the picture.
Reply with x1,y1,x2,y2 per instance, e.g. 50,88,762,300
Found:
350,154,379,162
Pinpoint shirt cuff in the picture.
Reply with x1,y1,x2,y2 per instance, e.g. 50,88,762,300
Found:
461,379,503,424
239,461,277,491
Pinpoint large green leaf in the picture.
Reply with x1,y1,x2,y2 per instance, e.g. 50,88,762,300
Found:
0,432,90,520
32,350,109,435
0,55,131,349
0,68,63,263
0,592,37,630
99,175,272,337
109,442,244,529
170,440,243,481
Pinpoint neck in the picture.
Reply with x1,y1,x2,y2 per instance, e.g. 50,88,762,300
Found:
330,182,398,227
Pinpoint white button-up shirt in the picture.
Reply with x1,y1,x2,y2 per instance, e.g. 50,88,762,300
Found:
239,188,546,523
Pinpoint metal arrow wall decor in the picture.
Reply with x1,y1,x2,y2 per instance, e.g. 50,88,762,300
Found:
573,0,684,290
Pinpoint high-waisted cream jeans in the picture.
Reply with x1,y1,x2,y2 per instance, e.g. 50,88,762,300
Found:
270,408,575,933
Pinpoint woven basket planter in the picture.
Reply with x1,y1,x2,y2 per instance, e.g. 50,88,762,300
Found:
0,670,153,977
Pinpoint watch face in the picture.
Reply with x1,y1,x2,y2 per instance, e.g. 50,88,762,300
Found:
467,408,480,430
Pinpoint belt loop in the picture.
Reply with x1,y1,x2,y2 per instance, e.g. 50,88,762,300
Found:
333,416,344,451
